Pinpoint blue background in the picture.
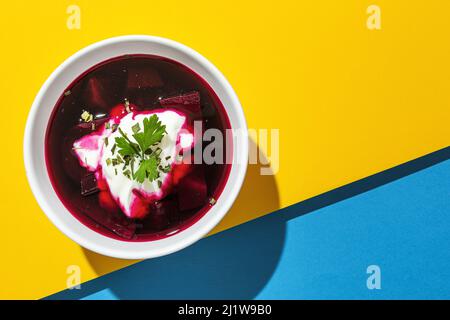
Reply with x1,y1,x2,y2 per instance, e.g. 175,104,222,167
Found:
48,148,450,299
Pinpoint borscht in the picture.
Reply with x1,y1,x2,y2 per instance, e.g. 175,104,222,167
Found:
45,55,232,241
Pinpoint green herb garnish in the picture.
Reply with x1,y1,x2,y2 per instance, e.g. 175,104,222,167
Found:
81,110,94,122
132,116,166,156
132,122,140,134
108,114,168,184
134,155,159,183
115,130,140,156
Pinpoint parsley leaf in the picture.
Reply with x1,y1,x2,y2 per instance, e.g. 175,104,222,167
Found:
115,137,137,156
132,115,166,153
134,155,159,183
108,113,169,184
115,127,140,156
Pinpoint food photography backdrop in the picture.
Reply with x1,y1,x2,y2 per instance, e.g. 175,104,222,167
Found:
1,1,449,299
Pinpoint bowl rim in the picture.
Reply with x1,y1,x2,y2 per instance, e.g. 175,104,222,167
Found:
23,35,248,259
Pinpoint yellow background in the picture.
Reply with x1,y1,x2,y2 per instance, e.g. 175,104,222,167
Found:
0,1,449,299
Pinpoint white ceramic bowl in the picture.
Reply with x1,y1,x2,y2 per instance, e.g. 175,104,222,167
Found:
24,35,248,259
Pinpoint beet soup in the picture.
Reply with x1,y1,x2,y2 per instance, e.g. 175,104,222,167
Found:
45,55,232,241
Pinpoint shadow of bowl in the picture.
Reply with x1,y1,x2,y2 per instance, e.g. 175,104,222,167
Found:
81,212,285,299
53,138,284,299
46,145,450,300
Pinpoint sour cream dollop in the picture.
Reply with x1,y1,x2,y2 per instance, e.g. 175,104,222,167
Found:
73,109,193,218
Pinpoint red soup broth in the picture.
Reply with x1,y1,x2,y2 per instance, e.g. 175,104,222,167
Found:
45,55,232,241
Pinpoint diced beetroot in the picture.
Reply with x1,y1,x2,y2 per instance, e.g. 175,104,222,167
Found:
147,200,178,230
114,224,136,240
177,166,207,211
160,91,200,105
83,77,120,109
96,175,109,191
81,173,99,196
172,162,193,185
98,190,119,212
88,208,136,240
160,91,201,114
127,66,163,89
109,102,137,120
129,190,151,219
109,221,136,240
